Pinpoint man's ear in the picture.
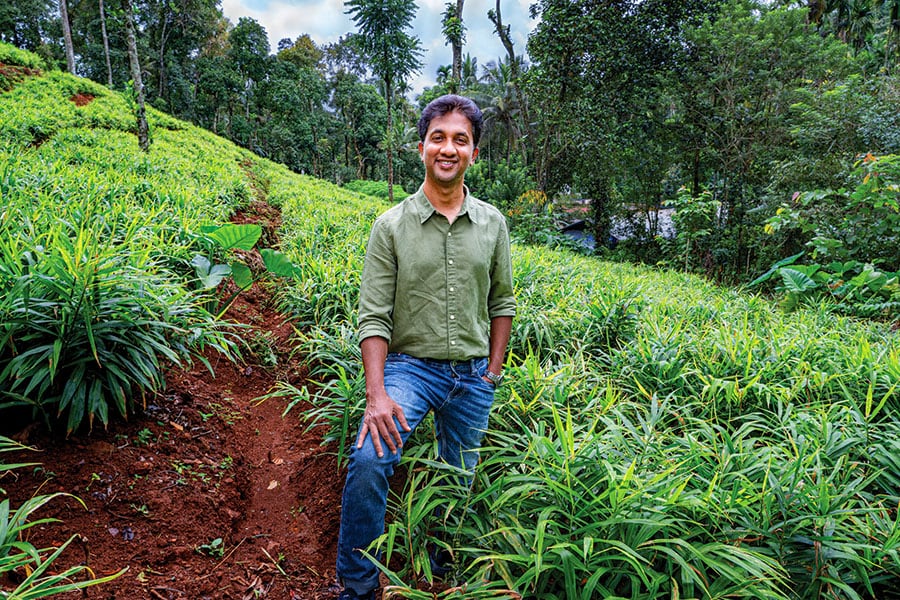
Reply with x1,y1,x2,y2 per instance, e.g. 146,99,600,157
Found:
418,141,424,157
472,147,479,163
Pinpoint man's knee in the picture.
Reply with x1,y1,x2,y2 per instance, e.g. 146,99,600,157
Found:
348,441,400,478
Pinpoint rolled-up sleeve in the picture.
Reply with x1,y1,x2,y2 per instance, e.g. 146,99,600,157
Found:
488,217,517,319
357,218,397,343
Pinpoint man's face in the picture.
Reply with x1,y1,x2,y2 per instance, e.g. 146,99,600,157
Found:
418,110,479,188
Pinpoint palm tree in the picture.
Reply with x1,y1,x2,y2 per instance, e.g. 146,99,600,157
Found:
874,0,900,62
829,0,855,42
481,57,524,163
847,0,876,50
459,54,482,91
345,0,423,201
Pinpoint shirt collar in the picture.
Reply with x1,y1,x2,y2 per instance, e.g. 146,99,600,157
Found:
412,184,479,224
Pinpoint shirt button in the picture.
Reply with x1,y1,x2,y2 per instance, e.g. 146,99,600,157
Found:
448,232,452,237
449,287,454,292
450,340,456,345
448,259,454,265
450,315,455,320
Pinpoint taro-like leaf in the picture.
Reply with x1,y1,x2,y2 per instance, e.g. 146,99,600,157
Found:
207,223,262,251
191,255,231,289
260,248,297,278
231,261,253,290
778,267,818,293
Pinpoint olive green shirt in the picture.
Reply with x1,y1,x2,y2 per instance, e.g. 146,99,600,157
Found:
357,185,516,361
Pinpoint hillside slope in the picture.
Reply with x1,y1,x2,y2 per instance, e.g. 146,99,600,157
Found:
0,43,366,598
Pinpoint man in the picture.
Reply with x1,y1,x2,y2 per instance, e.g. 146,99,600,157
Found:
335,94,516,600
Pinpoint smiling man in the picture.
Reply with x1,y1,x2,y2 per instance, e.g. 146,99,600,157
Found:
334,95,516,600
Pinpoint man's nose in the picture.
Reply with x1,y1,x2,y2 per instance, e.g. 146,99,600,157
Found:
439,139,456,154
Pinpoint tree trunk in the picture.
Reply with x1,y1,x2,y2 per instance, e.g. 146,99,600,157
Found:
59,0,76,73
452,0,464,82
385,74,394,203
99,0,113,86
157,10,170,107
489,0,530,164
122,0,150,151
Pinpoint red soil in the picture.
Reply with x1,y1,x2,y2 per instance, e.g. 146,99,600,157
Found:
1,197,346,598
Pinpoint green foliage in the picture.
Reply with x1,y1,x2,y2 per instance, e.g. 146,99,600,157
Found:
759,153,900,318
670,187,719,271
0,41,45,70
191,222,301,318
344,179,392,200
270,159,900,596
440,2,465,47
467,158,534,213
0,68,277,433
344,0,423,87
0,230,235,433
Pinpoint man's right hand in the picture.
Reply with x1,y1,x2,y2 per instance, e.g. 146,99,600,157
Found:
357,389,411,458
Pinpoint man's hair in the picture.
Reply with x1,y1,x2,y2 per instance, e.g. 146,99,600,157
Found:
417,94,483,147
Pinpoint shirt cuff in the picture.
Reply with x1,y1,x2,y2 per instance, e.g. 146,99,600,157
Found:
358,324,393,345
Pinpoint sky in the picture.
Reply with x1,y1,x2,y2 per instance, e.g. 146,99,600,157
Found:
219,0,538,94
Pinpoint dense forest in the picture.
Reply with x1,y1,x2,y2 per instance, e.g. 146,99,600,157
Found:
2,0,899,318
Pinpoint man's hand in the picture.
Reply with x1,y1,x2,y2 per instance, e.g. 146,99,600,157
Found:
357,389,411,458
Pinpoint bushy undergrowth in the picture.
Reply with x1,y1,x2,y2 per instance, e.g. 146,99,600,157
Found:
272,164,900,598
0,43,45,71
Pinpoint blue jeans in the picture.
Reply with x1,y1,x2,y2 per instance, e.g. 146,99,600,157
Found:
336,353,495,594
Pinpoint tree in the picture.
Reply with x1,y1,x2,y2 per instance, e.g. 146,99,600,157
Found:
441,0,465,88
257,59,328,176
194,53,242,135
345,0,423,201
68,0,123,87
58,0,75,71
226,16,271,149
332,73,388,181
121,0,149,151
99,0,113,85
526,0,722,252
481,58,523,162
0,0,57,52
134,0,222,114
487,0,529,157
671,0,860,276
277,34,323,71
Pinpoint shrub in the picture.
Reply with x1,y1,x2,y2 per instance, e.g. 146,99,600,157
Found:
759,153,900,319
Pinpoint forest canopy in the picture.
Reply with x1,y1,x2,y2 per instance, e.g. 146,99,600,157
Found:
2,0,899,317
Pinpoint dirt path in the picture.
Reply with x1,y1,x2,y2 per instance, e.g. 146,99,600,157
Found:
1,206,346,599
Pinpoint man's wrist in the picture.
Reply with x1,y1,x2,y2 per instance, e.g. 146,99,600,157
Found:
484,369,504,385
